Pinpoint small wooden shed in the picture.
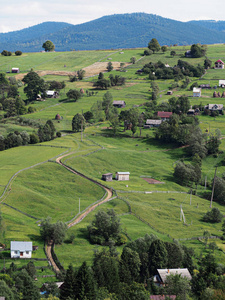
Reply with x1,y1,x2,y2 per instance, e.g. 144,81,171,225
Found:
113,101,126,108
11,68,19,73
115,172,130,181
102,173,113,181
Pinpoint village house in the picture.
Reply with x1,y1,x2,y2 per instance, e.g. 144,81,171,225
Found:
193,87,201,97
11,67,19,73
154,268,192,287
11,241,33,258
204,104,223,114
102,173,113,181
157,111,172,121
187,108,200,116
215,59,224,69
115,172,130,181
144,119,162,128
112,100,126,108
185,50,192,58
45,90,59,98
219,80,225,87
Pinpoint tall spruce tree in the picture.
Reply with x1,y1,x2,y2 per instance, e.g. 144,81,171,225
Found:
74,261,96,300
60,264,75,299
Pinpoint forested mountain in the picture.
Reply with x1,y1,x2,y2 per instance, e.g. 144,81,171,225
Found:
188,20,225,32
1,13,225,52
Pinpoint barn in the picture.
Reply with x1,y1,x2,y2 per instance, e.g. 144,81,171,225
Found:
102,173,113,181
11,68,19,73
115,172,130,181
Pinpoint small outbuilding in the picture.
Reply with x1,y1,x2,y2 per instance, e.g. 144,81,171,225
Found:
167,90,173,95
219,80,225,87
11,68,20,73
193,87,201,97
102,173,113,181
11,241,32,258
46,90,59,98
113,101,126,108
115,172,130,181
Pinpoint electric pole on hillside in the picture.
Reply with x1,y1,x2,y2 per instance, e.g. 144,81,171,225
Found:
210,167,217,208
81,109,83,142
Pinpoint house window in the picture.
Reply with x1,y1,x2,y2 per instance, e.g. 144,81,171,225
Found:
26,251,29,255
15,251,18,254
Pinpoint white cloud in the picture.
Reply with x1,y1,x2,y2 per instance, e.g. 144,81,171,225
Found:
0,0,225,33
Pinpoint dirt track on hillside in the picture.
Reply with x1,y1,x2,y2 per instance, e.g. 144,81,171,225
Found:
15,61,130,80
45,152,113,273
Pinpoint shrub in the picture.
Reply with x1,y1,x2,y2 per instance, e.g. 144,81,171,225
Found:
15,50,22,56
203,208,223,223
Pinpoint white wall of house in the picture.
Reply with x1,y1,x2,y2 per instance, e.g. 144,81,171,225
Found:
11,250,32,258
116,172,130,181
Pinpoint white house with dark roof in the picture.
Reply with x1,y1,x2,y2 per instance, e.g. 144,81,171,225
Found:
11,241,32,258
115,172,130,181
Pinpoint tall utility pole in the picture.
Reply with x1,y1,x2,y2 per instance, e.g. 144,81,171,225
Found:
81,109,83,142
210,167,217,208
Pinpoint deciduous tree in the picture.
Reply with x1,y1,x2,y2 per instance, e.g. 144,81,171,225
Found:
148,38,160,53
72,113,85,132
42,40,55,52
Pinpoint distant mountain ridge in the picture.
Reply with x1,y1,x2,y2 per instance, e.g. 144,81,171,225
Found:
1,13,225,52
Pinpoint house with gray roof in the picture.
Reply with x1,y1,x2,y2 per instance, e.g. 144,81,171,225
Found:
11,241,33,258
154,268,192,286
112,101,126,108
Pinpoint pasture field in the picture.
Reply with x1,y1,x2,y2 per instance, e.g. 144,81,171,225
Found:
1,44,225,271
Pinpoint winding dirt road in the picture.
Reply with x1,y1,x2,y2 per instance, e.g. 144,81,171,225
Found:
46,153,113,273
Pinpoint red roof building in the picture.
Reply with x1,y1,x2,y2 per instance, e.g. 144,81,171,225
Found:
157,111,172,120
215,60,224,69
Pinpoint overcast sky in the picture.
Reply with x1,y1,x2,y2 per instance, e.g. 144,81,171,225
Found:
1,0,225,33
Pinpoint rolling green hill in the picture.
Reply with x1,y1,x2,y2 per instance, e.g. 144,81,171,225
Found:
1,45,225,273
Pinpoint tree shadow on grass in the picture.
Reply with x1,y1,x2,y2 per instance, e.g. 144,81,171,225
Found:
76,228,89,240
28,234,43,243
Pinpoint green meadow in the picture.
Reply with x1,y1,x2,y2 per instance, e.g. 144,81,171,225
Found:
1,44,225,271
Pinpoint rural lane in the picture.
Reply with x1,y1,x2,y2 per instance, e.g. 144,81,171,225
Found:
45,152,113,273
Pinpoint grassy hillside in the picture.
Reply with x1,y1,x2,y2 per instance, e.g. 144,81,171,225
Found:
1,44,225,271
